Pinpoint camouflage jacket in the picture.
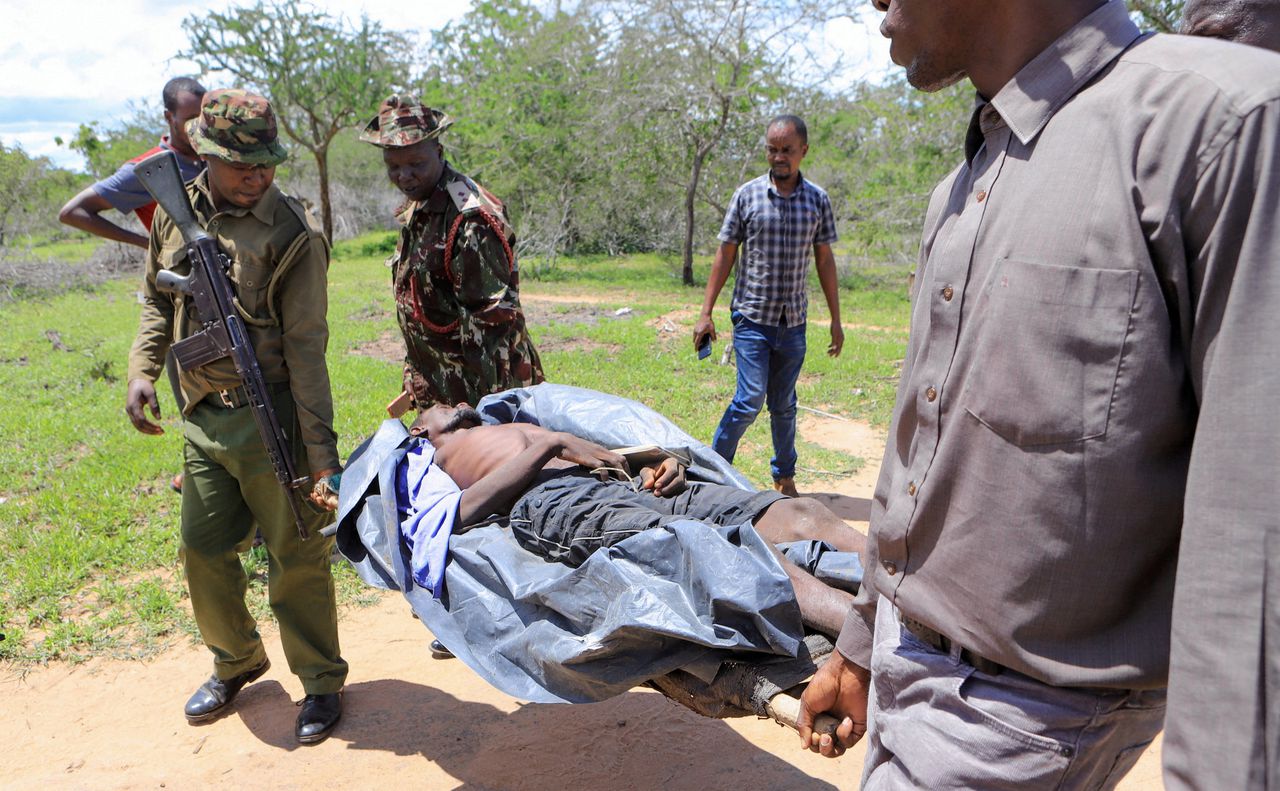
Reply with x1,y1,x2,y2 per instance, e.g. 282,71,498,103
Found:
390,164,544,407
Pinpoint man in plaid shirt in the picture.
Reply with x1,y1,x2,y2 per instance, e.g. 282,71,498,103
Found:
693,115,843,497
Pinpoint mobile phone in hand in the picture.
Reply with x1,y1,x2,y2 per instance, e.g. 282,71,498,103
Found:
697,335,712,360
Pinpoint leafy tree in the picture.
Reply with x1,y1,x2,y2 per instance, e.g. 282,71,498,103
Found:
420,0,606,265
0,142,84,246
285,131,402,239
420,0,842,279
602,0,834,285
1129,0,1185,32
182,1,413,240
802,78,970,266
55,104,162,181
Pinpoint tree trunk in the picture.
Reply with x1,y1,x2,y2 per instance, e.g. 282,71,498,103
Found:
682,152,706,286
315,149,333,243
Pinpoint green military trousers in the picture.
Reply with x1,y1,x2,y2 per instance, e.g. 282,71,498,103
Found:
180,388,347,695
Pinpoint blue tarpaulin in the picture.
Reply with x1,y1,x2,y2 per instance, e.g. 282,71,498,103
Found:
333,384,857,704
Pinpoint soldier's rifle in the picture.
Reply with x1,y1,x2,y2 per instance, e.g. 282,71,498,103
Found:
134,149,312,539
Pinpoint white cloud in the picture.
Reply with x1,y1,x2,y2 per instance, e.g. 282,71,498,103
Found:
0,0,475,170
0,122,82,164
832,8,896,85
0,0,205,105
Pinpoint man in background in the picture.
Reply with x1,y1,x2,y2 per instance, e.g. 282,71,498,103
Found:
60,77,206,493
59,77,206,247
693,114,843,498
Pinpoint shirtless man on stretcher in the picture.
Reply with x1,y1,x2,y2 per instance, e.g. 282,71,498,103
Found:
409,402,865,638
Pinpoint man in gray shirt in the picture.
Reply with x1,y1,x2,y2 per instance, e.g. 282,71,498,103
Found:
796,1,1280,789
1166,3,1280,789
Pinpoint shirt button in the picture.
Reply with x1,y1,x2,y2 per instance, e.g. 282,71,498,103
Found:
926,386,937,402
976,189,987,202
882,560,898,575
907,482,917,496
942,286,954,301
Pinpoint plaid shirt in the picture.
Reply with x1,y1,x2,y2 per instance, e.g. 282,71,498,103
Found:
718,171,838,327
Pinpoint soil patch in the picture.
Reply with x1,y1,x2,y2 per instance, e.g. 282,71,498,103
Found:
794,415,884,531
522,301,635,329
533,337,624,355
649,309,696,334
350,331,405,365
0,593,859,789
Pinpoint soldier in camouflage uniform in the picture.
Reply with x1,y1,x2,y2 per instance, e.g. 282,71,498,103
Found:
124,90,347,744
360,94,544,414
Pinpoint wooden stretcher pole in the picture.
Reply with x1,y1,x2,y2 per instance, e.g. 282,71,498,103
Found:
765,692,840,736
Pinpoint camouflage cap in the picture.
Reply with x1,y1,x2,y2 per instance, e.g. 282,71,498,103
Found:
359,94,453,148
185,89,288,166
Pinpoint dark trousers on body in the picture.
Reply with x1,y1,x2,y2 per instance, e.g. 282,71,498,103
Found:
508,472,785,567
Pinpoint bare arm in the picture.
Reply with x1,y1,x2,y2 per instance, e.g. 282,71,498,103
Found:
454,433,564,527
58,188,149,248
813,243,843,357
692,241,739,349
443,425,629,526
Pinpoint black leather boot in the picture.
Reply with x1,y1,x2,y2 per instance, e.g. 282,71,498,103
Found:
184,658,270,722
296,692,343,744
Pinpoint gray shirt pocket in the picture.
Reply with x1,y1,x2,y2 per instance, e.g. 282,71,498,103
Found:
961,259,1138,447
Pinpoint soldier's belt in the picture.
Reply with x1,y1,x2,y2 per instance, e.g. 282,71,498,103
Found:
202,380,292,410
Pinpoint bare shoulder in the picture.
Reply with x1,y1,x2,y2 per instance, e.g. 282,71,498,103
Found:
435,424,538,488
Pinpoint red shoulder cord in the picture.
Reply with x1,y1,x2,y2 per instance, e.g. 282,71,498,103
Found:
442,206,515,284
407,207,515,336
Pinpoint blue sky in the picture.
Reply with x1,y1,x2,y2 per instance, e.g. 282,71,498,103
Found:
0,0,890,172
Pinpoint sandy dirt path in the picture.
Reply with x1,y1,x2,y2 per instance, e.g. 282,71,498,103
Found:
0,415,1163,790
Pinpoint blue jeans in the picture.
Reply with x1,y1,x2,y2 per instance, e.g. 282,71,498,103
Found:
711,311,806,480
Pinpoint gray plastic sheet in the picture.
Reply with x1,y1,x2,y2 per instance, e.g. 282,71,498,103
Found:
333,384,810,703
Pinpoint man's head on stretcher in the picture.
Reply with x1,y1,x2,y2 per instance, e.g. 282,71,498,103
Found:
409,402,484,441
407,403,865,637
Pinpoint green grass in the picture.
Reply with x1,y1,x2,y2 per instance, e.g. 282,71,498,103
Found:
0,231,910,665
11,233,106,264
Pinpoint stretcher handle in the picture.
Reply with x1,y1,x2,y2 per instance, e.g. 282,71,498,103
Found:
765,692,840,736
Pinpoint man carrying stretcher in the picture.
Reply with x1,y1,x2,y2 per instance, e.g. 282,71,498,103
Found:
405,402,864,638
